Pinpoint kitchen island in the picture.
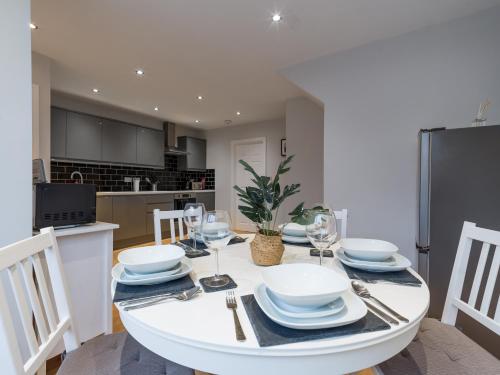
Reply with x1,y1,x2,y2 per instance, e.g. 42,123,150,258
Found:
96,190,215,248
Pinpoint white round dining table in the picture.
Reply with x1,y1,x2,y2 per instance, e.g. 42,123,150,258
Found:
116,236,429,375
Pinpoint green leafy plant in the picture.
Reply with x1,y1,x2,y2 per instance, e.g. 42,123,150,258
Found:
233,155,301,236
289,203,330,225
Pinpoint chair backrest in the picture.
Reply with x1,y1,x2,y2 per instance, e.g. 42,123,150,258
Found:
442,221,500,335
153,209,185,245
334,209,348,239
0,227,80,375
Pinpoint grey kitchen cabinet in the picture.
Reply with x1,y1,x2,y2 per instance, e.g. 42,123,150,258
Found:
96,196,113,223
66,111,103,161
137,127,164,167
112,196,146,241
51,107,67,158
195,192,215,211
177,136,206,171
102,119,137,164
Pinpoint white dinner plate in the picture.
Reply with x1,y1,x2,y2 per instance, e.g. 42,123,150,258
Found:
265,287,345,319
282,235,310,244
343,252,396,266
123,262,182,280
254,283,367,330
336,250,411,272
282,223,307,237
112,259,192,286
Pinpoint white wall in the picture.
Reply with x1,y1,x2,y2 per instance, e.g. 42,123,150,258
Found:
0,0,32,246
205,119,285,220
282,7,500,266
283,97,324,217
32,52,52,177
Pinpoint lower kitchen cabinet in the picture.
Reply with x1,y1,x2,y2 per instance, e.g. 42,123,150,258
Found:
112,196,146,241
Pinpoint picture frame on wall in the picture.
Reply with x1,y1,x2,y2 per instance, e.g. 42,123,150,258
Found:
281,139,287,157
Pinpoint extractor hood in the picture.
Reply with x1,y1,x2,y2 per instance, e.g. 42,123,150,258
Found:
164,122,188,155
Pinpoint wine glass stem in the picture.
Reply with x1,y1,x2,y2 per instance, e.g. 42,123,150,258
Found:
214,248,220,277
191,227,196,250
319,248,323,265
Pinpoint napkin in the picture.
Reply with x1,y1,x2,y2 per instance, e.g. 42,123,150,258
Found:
113,275,195,303
241,294,390,347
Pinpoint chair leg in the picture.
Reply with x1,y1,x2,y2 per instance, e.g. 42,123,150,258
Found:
37,362,47,375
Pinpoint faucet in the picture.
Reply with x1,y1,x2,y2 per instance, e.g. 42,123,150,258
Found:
71,171,83,184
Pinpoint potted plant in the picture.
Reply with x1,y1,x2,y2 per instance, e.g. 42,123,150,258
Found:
233,155,301,265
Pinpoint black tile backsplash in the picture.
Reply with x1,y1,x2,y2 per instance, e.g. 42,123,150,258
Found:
51,155,215,192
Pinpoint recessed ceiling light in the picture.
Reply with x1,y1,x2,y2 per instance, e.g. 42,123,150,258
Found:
197,95,203,100
154,106,159,111
195,120,200,123
135,69,145,76
30,23,38,30
272,14,282,22
236,111,241,116
92,88,100,93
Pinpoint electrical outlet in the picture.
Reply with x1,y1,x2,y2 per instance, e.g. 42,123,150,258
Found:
124,177,132,183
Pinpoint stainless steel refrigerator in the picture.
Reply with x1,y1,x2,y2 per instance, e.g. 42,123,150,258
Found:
417,125,500,357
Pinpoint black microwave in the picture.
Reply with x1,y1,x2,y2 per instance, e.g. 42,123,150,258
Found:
33,183,96,229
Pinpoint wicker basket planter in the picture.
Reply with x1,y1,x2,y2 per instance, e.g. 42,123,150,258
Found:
250,232,285,266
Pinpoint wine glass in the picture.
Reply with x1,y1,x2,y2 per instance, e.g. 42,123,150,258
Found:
183,203,206,256
201,210,235,287
305,209,338,265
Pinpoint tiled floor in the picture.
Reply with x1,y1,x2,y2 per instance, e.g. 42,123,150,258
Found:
48,237,374,375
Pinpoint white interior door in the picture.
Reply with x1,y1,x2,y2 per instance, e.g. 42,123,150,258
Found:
231,138,266,232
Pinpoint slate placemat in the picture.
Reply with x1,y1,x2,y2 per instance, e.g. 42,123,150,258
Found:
113,275,195,302
282,239,312,247
241,294,390,347
180,236,247,250
342,264,422,287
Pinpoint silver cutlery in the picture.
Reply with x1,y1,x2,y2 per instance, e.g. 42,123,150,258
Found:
362,298,399,325
351,281,409,323
123,286,201,311
119,291,179,307
226,291,246,341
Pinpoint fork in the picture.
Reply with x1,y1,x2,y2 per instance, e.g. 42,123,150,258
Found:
226,291,246,341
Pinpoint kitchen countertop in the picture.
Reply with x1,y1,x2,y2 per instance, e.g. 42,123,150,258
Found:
34,221,119,237
96,189,215,197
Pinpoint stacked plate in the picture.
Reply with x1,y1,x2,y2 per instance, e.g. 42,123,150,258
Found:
336,238,411,272
112,245,192,285
254,264,367,329
281,223,310,244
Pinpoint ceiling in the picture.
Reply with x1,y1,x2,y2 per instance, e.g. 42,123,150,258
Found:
31,0,500,129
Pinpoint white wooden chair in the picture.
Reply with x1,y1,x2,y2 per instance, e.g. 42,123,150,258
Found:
379,221,500,375
0,227,194,375
334,208,348,239
153,209,185,245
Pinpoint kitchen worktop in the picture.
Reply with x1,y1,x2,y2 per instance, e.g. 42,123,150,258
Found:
96,189,215,196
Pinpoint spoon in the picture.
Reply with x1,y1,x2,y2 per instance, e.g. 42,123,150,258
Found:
351,281,409,323
124,286,201,311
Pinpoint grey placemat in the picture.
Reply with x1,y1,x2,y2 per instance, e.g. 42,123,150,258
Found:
342,264,422,287
282,239,312,247
113,275,195,302
199,274,238,293
241,294,390,347
179,236,247,251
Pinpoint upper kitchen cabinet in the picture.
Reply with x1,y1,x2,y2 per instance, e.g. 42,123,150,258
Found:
66,111,103,161
51,107,67,158
102,119,137,164
137,127,164,167
177,136,206,171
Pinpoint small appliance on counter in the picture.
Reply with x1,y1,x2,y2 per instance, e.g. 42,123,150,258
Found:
191,181,203,190
33,183,96,229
